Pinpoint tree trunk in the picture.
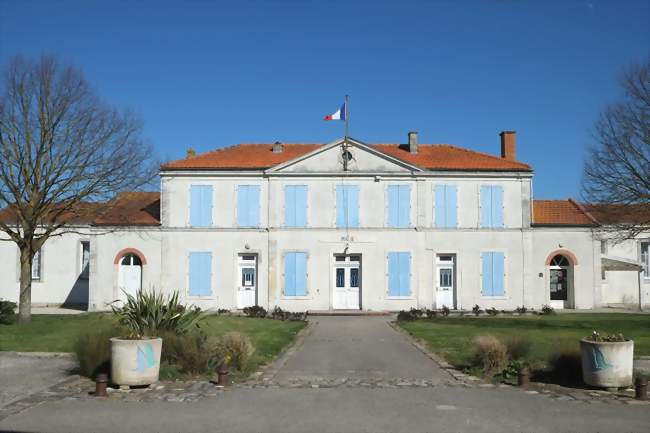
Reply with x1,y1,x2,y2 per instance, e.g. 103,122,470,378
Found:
18,246,33,324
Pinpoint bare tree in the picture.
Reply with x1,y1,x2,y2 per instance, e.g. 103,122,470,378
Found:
582,57,650,240
0,55,156,323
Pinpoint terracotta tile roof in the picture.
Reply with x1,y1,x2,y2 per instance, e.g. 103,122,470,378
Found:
161,142,532,172
532,199,598,226
583,203,650,225
0,202,106,225
93,192,160,226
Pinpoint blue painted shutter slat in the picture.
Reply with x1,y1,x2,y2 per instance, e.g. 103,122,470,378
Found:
237,186,247,227
482,252,493,296
480,186,492,228
446,185,457,228
202,186,212,227
349,186,359,227
388,252,400,296
492,186,504,228
190,186,201,227
295,252,307,296
399,186,410,227
203,253,212,296
295,186,307,227
284,186,295,227
399,253,411,296
249,186,260,227
336,185,345,227
388,185,399,227
435,185,446,227
492,252,505,296
189,253,201,296
285,253,296,296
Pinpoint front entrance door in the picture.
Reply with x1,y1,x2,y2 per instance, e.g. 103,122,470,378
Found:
549,254,572,309
118,253,142,300
333,255,361,310
435,254,456,309
237,254,257,309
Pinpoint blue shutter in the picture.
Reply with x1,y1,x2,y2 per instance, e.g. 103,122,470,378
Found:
336,185,345,227
480,186,492,228
190,185,211,227
348,186,359,227
202,253,212,296
435,185,446,227
399,252,411,296
189,252,201,296
398,186,410,227
284,186,296,227
446,185,457,228
190,186,201,227
482,252,493,296
388,185,399,227
492,186,504,228
492,252,505,296
295,252,307,296
248,186,260,227
295,186,307,227
388,252,400,296
237,186,247,227
284,253,296,296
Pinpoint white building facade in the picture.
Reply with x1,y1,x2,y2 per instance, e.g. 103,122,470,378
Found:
1,132,648,311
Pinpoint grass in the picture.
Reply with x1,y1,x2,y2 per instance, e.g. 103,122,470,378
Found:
399,313,650,370
0,313,305,374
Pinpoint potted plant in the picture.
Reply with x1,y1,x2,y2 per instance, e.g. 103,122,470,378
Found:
580,331,634,388
110,290,202,386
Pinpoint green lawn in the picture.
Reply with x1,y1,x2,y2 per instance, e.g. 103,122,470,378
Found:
399,313,650,369
0,313,305,372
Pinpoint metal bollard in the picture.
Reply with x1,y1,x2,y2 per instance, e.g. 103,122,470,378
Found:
95,373,108,397
217,369,230,387
635,377,647,401
518,367,530,389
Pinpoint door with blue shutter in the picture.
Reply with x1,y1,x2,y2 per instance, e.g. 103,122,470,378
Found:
189,252,212,296
190,185,212,227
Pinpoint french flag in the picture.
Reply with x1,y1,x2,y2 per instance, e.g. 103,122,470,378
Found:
324,101,347,121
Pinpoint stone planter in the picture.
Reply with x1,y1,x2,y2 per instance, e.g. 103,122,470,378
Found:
580,338,634,388
110,337,162,386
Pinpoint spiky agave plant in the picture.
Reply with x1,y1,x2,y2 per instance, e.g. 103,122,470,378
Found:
111,290,203,338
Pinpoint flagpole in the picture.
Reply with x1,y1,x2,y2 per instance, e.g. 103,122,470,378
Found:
343,95,350,171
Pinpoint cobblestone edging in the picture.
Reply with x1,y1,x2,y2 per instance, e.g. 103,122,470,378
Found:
389,320,650,407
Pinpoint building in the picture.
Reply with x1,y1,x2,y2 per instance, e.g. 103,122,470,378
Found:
1,132,648,311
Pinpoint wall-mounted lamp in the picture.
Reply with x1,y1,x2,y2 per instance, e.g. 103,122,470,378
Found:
374,175,381,182
244,243,250,250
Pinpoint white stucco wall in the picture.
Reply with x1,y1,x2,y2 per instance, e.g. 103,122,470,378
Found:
599,233,650,308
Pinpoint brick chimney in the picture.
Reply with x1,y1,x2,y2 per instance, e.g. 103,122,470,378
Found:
272,141,284,153
408,131,418,154
500,131,516,161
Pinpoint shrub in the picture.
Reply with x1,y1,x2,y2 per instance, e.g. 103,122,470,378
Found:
74,327,119,379
472,304,482,316
409,308,424,319
486,307,499,316
424,309,437,319
441,305,450,317
0,299,17,325
269,306,306,321
397,310,416,321
242,306,267,318
111,290,203,338
540,304,555,315
271,306,288,320
215,332,255,372
502,359,527,380
547,346,582,386
160,331,218,375
504,336,532,360
472,335,509,377
515,306,527,314
587,331,627,342
216,309,231,315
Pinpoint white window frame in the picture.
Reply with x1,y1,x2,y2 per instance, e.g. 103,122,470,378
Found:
641,241,650,279
32,248,42,281
80,241,90,279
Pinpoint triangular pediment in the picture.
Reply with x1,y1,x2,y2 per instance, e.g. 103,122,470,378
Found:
267,137,422,173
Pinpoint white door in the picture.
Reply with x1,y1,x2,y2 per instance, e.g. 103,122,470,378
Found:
119,253,142,300
237,254,257,309
435,254,455,309
333,255,360,310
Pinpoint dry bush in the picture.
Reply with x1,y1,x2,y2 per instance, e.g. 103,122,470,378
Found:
472,335,509,377
504,336,532,360
215,332,255,371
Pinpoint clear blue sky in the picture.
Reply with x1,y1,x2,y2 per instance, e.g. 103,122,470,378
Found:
1,0,648,198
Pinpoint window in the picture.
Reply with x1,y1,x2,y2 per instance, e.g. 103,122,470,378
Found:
237,185,261,227
189,185,213,227
388,252,411,297
642,242,649,278
350,268,360,287
336,185,359,228
600,240,608,255
284,252,308,296
80,241,90,279
188,252,212,296
32,249,42,280
336,268,345,287
284,185,308,227
388,185,411,228
481,252,505,296
435,185,458,228
480,186,504,228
